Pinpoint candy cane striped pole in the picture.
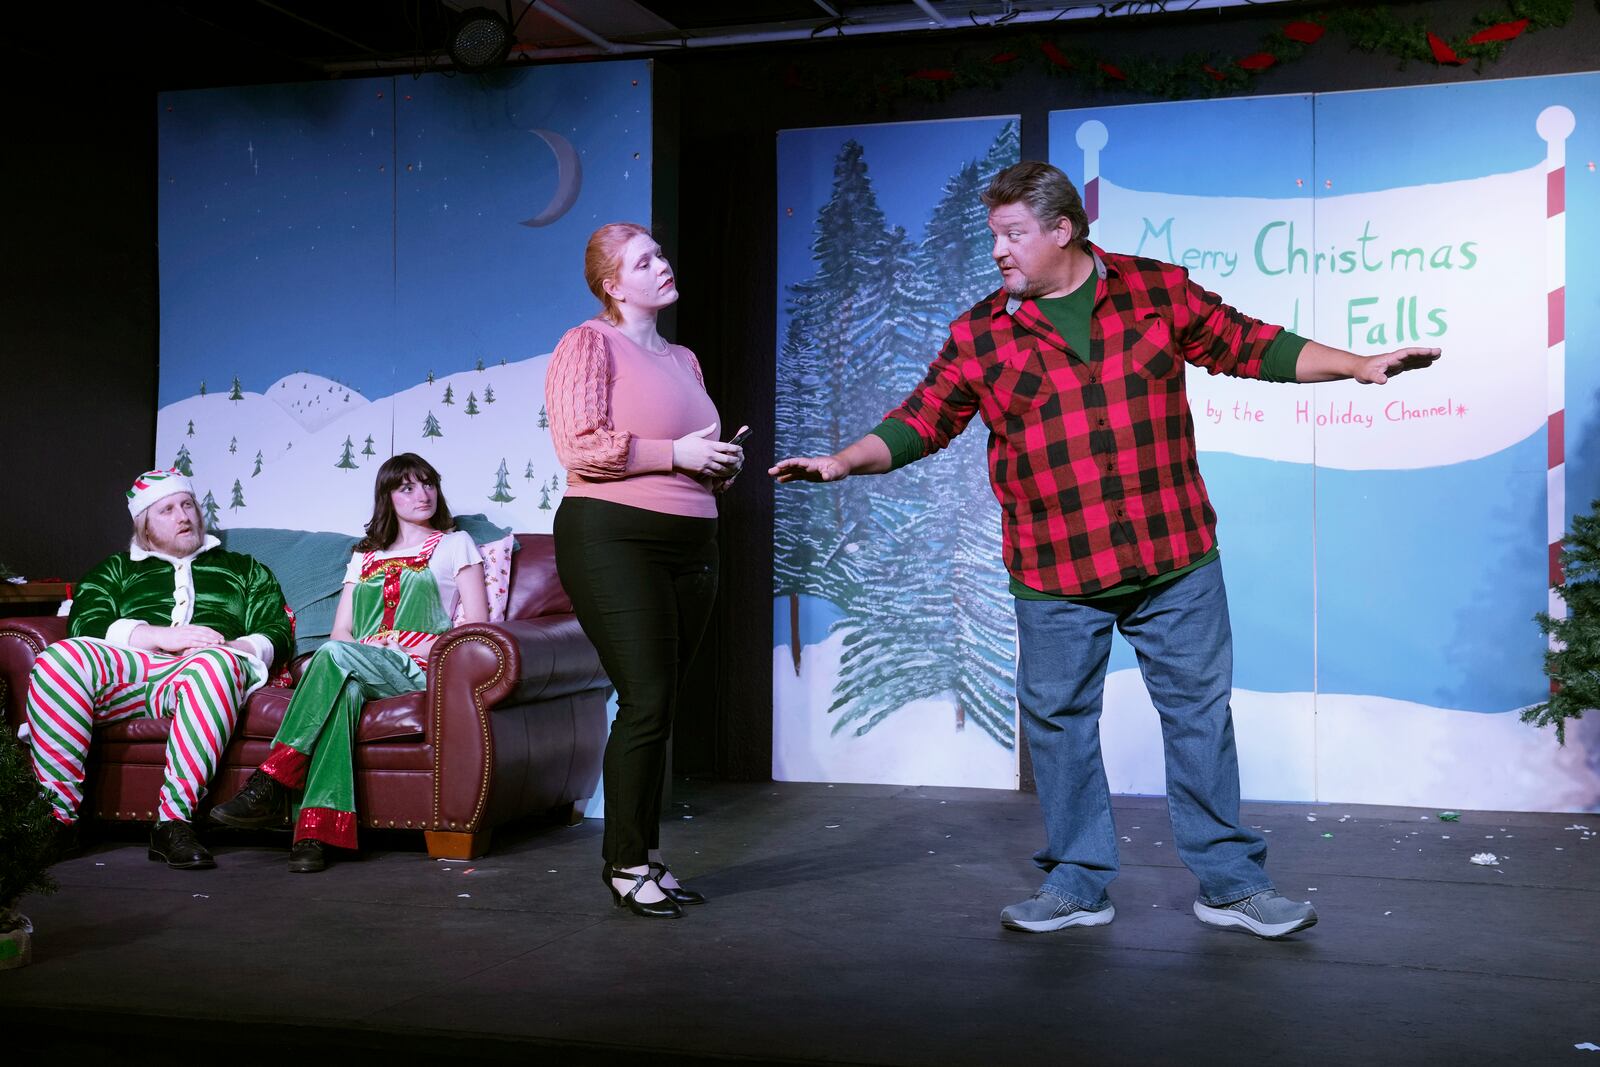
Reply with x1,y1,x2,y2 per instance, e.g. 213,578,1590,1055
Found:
1538,106,1576,643
1076,120,1108,234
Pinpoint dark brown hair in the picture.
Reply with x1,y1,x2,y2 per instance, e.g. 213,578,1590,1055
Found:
981,161,1092,250
584,221,652,324
355,453,455,552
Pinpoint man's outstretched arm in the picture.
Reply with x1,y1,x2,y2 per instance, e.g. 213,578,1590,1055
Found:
1294,341,1441,384
770,433,893,484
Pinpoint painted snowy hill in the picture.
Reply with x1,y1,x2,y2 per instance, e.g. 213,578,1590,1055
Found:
268,372,371,433
154,357,565,536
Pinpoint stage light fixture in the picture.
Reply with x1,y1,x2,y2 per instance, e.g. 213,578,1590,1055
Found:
449,7,513,71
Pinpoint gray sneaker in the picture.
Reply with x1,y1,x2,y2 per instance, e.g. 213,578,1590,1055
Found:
1000,892,1115,933
1193,889,1318,939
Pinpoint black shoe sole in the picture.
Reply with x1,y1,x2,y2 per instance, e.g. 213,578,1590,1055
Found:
148,848,216,870
208,808,290,831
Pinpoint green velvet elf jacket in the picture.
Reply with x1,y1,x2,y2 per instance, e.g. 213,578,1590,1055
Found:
68,535,294,674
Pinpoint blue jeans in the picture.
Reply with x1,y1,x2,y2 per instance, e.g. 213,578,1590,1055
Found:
1014,559,1272,908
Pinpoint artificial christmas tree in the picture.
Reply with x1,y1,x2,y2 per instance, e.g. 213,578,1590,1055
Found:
0,724,57,969
1526,499,1600,743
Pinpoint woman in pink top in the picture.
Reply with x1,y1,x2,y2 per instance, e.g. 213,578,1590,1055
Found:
546,222,745,919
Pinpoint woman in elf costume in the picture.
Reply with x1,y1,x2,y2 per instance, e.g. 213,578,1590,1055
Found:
210,453,488,872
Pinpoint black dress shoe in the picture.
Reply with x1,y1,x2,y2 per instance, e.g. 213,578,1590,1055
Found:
148,820,216,870
288,838,327,873
209,769,290,830
602,864,682,918
649,861,707,906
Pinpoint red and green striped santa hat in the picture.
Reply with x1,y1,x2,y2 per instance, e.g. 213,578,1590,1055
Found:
126,468,196,518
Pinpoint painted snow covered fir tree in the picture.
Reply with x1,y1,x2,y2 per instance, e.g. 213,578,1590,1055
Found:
775,121,1020,747
335,437,359,470
422,412,443,439
488,460,515,503
200,491,222,533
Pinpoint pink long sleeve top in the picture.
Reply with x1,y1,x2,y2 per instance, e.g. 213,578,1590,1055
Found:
545,318,721,519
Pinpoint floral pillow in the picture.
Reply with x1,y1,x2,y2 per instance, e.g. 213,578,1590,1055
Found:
455,533,514,625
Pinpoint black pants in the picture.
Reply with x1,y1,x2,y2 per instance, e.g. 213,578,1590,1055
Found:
554,496,718,867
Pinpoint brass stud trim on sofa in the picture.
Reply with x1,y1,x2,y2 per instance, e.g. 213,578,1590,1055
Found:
428,633,504,834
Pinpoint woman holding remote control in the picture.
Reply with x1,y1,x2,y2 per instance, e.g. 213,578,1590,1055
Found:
546,222,745,918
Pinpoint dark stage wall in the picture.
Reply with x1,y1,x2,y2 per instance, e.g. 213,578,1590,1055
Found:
4,0,1597,780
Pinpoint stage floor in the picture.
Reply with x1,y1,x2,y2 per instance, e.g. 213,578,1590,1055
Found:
2,780,1595,1065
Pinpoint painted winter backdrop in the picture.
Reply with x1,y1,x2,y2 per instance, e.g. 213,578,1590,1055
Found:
775,76,1600,811
774,117,1021,789
155,62,653,536
1044,75,1600,812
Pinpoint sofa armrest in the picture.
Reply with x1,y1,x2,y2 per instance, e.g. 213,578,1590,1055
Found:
422,617,609,833
1,616,68,732
428,617,607,710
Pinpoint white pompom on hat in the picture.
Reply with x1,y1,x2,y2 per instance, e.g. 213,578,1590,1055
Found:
126,468,196,518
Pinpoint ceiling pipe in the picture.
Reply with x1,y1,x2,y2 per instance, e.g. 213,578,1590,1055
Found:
530,0,617,54
910,0,954,28
322,0,1297,73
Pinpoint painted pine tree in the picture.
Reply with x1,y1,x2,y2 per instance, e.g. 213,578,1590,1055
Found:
229,479,246,510
427,370,435,384
484,385,496,404
228,436,237,454
443,385,455,406
336,437,359,469
362,435,376,458
488,460,515,503
524,461,536,480
200,491,222,532
252,451,263,477
199,380,207,396
465,392,480,416
173,444,194,476
537,405,548,429
475,358,484,371
539,485,551,510
422,412,443,438
823,124,1020,746
186,420,195,437
229,377,243,401
773,273,848,674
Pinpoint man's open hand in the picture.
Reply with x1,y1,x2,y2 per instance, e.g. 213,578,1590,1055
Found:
1354,347,1442,385
769,456,850,483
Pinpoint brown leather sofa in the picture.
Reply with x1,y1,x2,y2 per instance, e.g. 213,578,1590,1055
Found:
0,534,610,860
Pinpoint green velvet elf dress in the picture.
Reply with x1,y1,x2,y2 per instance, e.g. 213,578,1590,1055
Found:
256,530,455,848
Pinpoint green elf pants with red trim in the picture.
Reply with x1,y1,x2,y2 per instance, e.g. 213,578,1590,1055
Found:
258,640,425,847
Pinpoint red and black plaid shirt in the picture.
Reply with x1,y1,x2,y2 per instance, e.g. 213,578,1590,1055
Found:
885,245,1285,596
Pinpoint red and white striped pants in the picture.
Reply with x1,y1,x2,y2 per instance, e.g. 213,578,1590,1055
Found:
25,637,254,824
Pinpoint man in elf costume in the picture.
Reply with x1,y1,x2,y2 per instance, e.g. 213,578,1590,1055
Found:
23,468,292,869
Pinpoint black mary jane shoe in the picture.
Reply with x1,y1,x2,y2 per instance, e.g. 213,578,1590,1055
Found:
649,861,707,906
602,864,682,918
148,819,216,870
288,839,328,874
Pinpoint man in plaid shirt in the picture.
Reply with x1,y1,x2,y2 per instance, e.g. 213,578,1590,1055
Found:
772,161,1439,940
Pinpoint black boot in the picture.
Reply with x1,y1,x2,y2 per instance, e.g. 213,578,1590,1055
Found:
209,769,290,830
148,820,215,870
288,839,327,874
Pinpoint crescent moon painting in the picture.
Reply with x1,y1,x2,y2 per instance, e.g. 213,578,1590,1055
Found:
520,128,583,228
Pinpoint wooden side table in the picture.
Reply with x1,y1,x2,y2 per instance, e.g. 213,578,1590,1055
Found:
0,582,70,616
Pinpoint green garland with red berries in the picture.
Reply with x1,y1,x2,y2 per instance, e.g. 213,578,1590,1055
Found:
820,0,1576,106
